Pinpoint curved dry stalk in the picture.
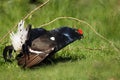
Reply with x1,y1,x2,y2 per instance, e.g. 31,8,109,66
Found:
0,0,49,43
39,16,119,53
0,0,119,53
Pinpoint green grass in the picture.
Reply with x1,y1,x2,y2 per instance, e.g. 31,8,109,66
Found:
0,0,120,80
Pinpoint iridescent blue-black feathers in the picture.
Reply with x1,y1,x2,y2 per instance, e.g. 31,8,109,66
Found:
3,23,83,68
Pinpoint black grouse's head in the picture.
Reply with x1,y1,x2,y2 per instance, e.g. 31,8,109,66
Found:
55,27,84,40
76,28,84,39
66,28,84,40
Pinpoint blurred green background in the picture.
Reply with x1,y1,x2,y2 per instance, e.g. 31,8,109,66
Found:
0,0,120,80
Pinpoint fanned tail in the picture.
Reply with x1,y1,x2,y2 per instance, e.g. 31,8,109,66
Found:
10,20,29,51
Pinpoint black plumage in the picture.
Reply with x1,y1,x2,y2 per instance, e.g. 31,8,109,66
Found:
3,26,83,68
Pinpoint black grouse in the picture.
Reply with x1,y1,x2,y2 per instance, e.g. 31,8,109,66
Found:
3,20,83,68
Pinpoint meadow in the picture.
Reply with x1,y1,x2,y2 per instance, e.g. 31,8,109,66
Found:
0,0,120,80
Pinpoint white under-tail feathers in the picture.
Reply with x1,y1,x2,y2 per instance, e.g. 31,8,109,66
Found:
10,20,29,51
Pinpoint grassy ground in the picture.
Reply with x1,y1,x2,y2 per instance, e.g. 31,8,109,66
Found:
0,0,120,80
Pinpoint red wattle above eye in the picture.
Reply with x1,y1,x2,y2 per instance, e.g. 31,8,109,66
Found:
77,29,83,34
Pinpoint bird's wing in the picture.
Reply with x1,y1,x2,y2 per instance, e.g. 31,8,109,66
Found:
17,33,56,68
18,48,54,68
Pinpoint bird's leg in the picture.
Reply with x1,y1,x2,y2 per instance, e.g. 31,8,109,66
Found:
3,45,14,62
22,43,29,61
24,24,32,60
21,24,32,67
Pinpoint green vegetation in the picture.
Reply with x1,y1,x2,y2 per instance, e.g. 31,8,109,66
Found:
0,0,120,80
